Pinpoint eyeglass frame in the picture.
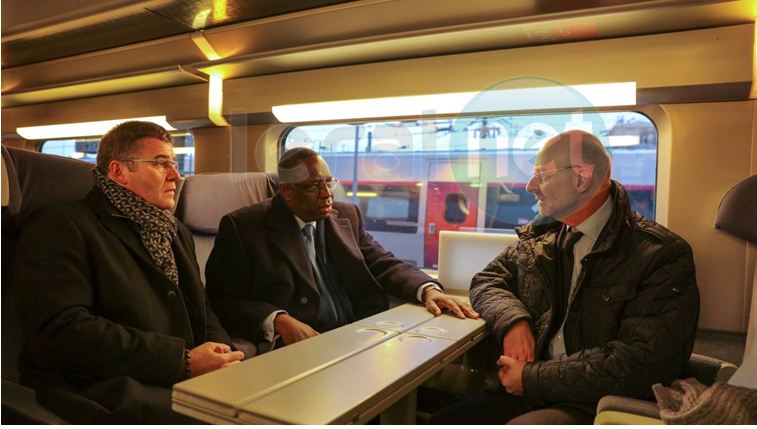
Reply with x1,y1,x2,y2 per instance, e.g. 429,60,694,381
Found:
531,165,581,183
121,158,180,171
289,178,340,194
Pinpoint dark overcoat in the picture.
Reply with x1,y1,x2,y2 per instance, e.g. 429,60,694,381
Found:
205,194,434,342
13,188,231,413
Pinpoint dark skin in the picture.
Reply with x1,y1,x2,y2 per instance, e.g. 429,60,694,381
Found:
273,155,478,345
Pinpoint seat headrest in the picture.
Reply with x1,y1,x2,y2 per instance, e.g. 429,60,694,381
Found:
175,172,278,234
714,174,757,244
4,147,94,225
1,146,21,212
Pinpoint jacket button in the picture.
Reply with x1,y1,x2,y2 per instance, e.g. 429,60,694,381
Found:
300,296,308,304
167,290,177,301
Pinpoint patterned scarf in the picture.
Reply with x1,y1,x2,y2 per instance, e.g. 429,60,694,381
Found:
94,168,179,285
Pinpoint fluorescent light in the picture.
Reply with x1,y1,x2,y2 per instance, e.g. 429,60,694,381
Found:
273,82,636,123
208,73,230,126
16,116,176,140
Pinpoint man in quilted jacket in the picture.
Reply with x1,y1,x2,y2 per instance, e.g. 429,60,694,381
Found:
431,130,699,424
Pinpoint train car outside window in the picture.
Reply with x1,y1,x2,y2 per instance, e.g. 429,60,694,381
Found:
283,111,657,269
41,132,196,177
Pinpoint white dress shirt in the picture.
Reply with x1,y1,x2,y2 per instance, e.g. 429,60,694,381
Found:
548,196,613,359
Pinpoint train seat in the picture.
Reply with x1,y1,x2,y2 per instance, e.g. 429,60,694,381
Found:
437,230,519,295
173,172,278,283
1,146,101,423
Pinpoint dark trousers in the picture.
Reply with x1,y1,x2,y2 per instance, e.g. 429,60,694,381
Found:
429,387,594,425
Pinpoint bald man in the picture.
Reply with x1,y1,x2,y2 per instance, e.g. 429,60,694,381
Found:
431,130,699,424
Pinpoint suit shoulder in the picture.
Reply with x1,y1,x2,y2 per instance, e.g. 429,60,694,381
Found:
333,201,359,218
224,198,273,220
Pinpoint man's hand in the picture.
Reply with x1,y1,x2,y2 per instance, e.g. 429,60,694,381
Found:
423,288,480,319
497,355,525,395
274,313,319,345
188,342,245,378
502,319,535,362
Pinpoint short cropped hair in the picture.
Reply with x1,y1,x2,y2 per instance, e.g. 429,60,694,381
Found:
96,121,173,172
277,147,320,183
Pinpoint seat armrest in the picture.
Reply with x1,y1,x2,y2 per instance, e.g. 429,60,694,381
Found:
596,395,661,419
689,353,737,384
1,380,67,424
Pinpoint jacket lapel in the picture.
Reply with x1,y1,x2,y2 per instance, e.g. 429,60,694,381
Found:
324,206,364,263
88,190,178,288
267,195,319,293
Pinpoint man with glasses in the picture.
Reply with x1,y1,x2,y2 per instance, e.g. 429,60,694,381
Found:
206,147,478,347
13,121,243,424
430,130,699,424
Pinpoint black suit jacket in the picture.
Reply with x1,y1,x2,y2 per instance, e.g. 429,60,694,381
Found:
205,194,435,342
13,188,231,389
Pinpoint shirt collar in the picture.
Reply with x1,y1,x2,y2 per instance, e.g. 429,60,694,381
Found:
573,195,613,241
294,215,317,231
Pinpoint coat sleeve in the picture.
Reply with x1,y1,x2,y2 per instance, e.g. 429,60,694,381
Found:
13,206,185,387
469,245,533,343
522,237,700,405
205,214,281,343
351,204,434,302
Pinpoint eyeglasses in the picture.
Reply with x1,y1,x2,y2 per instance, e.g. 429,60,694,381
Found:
531,165,580,183
122,158,179,171
291,178,339,193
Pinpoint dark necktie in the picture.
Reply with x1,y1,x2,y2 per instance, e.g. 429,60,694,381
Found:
303,224,340,330
560,226,583,309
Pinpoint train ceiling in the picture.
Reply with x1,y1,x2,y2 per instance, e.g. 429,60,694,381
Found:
1,0,756,108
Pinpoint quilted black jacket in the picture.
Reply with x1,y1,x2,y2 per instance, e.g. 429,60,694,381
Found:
470,181,700,409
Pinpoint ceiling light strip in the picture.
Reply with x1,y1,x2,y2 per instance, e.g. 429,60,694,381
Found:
16,116,176,140
273,82,636,123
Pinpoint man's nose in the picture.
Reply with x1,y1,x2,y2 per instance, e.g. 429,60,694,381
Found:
525,175,538,193
319,183,333,197
167,164,181,181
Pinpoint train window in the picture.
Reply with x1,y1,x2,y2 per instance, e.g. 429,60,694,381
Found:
284,111,657,269
40,132,196,177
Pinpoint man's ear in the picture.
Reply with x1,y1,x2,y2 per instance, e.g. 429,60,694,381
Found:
279,183,292,202
107,160,128,185
575,165,594,193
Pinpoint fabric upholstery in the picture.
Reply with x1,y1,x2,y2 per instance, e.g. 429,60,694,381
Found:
1,147,95,424
1,146,21,211
175,172,277,234
4,147,94,228
714,174,757,243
